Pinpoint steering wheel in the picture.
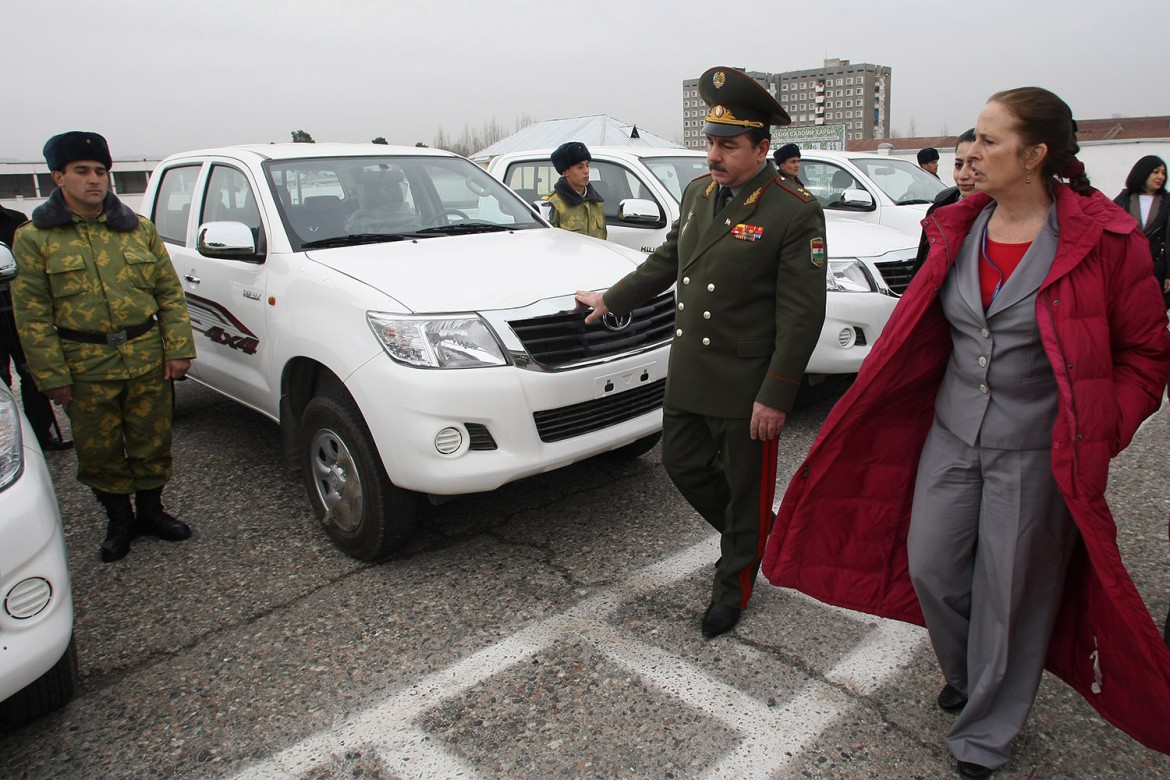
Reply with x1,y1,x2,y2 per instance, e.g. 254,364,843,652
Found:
438,208,469,224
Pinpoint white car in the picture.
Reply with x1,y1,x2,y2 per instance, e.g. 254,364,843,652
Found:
140,144,672,560
486,146,920,375
0,244,77,726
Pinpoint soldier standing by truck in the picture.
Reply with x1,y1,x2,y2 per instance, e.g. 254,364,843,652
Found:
11,131,197,562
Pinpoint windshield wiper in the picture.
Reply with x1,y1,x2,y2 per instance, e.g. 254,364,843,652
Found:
301,233,412,249
411,223,510,236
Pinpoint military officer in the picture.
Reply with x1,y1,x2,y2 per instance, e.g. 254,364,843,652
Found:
576,67,827,638
12,131,197,562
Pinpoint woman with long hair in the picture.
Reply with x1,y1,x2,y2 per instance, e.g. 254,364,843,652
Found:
1114,155,1169,306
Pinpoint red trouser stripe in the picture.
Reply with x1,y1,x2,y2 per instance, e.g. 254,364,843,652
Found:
738,436,779,607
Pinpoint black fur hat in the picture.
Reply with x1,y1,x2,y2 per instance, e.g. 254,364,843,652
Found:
774,143,801,164
551,142,591,174
43,131,113,172
916,147,939,165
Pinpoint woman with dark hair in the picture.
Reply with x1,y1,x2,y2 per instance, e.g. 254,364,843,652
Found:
1114,155,1169,306
914,128,978,272
763,87,1170,778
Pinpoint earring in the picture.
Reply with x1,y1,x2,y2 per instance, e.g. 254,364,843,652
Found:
1025,169,1032,185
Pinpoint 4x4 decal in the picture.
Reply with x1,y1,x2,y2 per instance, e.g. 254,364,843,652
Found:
185,292,260,355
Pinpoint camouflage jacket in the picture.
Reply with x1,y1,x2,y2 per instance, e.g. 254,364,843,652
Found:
12,190,196,389
545,178,607,239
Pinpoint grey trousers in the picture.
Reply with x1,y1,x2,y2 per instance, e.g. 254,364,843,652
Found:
907,420,1079,769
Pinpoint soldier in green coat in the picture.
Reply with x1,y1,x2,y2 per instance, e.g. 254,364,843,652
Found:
545,141,607,239
576,67,827,638
12,132,197,562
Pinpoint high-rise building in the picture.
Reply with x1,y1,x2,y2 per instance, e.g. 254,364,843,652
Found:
681,60,891,150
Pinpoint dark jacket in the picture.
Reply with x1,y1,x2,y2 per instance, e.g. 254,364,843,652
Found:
912,185,961,274
1113,188,1169,302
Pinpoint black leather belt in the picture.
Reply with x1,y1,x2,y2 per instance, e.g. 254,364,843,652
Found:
56,318,156,346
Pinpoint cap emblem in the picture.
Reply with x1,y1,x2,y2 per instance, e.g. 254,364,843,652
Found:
713,71,726,89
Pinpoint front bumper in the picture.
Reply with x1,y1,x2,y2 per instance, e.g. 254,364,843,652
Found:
806,291,898,375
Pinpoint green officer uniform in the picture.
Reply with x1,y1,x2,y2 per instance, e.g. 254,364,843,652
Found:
12,190,196,494
599,67,827,631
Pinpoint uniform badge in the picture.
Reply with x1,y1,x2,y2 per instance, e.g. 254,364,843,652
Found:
713,71,726,89
744,188,762,206
731,223,765,242
810,237,826,268
704,180,718,198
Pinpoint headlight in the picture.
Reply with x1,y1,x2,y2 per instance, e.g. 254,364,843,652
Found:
367,312,508,369
826,259,878,293
0,387,25,491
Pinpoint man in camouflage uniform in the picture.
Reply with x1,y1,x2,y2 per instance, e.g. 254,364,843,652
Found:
12,131,197,562
576,68,827,638
544,141,607,239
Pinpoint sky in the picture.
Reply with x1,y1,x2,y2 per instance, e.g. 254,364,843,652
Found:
6,0,1168,161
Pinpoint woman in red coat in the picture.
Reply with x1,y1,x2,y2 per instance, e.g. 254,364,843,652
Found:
763,88,1170,778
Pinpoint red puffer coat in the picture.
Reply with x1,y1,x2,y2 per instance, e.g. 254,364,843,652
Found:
763,185,1170,752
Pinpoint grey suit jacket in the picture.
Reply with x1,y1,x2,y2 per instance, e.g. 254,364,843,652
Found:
934,204,1061,449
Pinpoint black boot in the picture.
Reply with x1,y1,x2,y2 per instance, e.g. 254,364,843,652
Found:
134,488,191,541
94,490,135,562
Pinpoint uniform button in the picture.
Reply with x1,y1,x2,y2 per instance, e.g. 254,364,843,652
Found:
979,383,988,394
676,328,683,337
980,328,990,338
683,277,690,285
978,356,987,367
678,302,684,310
702,337,710,345
707,283,715,292
703,311,711,319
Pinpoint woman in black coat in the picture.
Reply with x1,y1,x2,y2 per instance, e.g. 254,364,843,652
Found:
1114,155,1169,306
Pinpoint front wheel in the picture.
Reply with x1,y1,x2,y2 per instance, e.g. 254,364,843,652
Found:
300,388,418,560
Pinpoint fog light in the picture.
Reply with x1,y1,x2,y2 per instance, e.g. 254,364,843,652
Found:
6,577,53,619
435,427,464,455
837,327,856,349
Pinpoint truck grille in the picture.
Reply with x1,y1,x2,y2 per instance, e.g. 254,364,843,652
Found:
509,292,675,368
875,257,916,295
534,379,666,443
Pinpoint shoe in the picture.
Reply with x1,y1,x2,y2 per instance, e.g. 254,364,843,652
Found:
38,436,74,451
957,760,992,778
938,683,968,713
135,488,192,542
94,491,135,563
701,602,741,638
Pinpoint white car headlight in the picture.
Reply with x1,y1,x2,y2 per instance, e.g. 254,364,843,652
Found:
0,388,25,491
826,259,878,293
367,312,508,369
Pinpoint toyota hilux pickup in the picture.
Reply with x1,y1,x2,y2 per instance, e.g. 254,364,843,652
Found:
141,144,673,560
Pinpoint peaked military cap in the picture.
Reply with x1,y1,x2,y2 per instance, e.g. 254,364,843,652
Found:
44,131,113,172
699,67,791,137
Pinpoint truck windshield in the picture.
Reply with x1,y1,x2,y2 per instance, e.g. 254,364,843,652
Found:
642,156,712,202
851,158,947,205
264,155,544,250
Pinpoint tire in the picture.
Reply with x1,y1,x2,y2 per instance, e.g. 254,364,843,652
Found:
600,431,661,461
300,387,419,560
0,637,77,726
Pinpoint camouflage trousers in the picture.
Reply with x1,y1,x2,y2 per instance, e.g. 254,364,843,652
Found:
65,372,174,494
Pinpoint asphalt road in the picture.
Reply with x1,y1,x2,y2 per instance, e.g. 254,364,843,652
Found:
2,376,1169,779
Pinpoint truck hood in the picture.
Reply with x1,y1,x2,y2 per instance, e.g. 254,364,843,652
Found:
304,229,645,312
826,218,918,259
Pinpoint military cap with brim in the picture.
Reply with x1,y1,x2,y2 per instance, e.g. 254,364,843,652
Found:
699,66,791,137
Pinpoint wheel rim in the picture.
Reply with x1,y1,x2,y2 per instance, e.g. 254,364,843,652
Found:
308,426,364,534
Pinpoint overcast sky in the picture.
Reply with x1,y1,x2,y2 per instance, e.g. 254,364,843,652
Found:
6,0,1168,161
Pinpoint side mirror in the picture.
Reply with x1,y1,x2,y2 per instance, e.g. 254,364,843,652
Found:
834,188,875,210
617,198,664,226
534,200,555,223
0,242,17,283
197,221,257,258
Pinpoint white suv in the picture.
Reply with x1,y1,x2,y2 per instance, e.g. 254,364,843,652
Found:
486,146,920,375
141,144,672,560
0,245,77,726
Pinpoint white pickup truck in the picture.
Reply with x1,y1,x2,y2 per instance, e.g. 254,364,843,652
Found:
140,143,673,560
486,146,929,375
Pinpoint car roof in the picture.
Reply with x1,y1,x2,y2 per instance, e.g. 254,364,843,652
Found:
158,143,461,165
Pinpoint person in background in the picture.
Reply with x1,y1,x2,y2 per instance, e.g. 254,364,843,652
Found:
763,87,1170,778
544,141,607,239
576,66,826,640
12,131,197,563
918,146,941,178
1,204,71,450
914,129,977,273
1113,155,1169,307
773,143,804,187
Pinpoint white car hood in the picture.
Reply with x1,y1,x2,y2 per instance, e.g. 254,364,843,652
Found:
826,218,918,258
305,229,645,312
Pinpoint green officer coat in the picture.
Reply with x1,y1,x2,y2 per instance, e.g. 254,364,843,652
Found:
603,161,827,417
12,192,196,391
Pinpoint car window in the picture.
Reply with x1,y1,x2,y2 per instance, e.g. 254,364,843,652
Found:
201,165,266,256
796,161,865,209
502,159,662,221
264,155,541,249
642,156,710,203
152,164,201,244
851,158,947,204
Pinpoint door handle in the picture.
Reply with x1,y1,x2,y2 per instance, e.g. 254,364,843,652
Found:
185,272,201,284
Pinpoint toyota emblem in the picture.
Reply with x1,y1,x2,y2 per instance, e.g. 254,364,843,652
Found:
602,313,632,331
